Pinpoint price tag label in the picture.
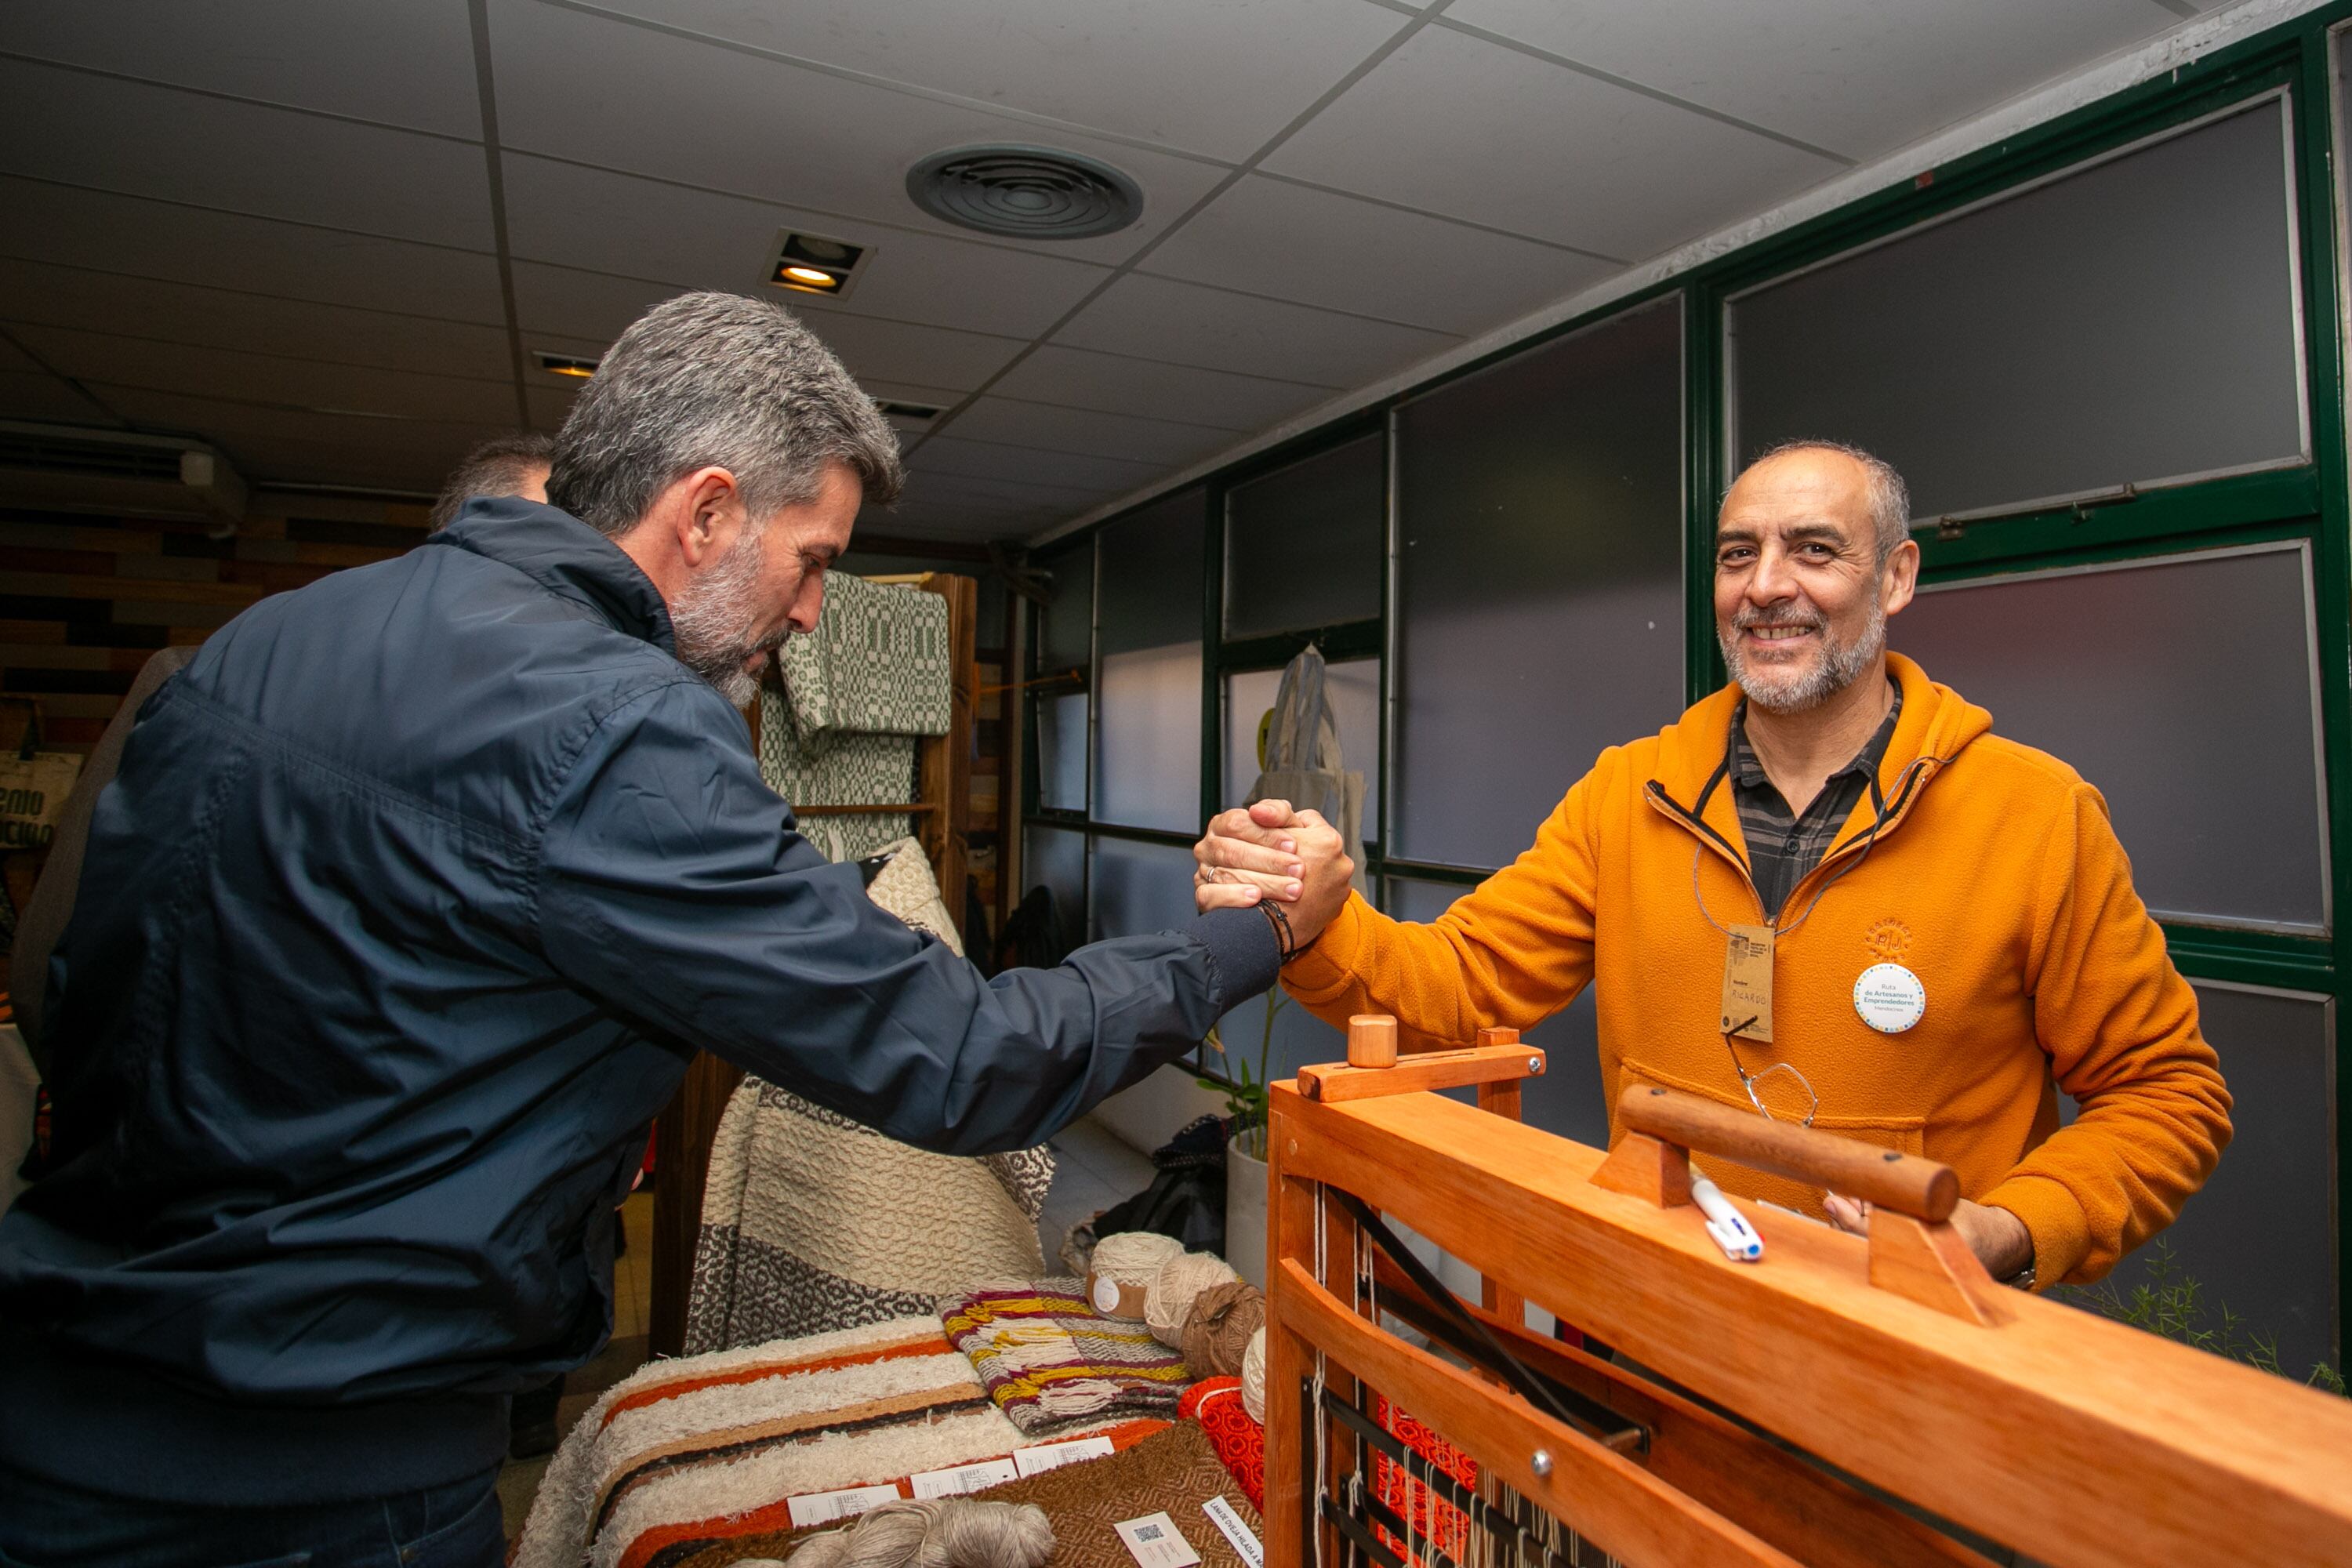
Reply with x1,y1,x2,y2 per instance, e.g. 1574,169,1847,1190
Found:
1720,923,1775,1044
909,1458,1019,1498
1201,1496,1262,1568
1116,1512,1202,1568
1012,1435,1116,1476
785,1483,901,1528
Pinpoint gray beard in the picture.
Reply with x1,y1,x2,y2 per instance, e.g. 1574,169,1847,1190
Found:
669,526,779,709
1719,595,1886,714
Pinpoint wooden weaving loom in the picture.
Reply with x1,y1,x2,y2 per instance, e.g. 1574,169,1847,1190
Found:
1264,1016,2352,1568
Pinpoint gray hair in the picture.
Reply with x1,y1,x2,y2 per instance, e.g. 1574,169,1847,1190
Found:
1739,439,1911,565
547,291,904,537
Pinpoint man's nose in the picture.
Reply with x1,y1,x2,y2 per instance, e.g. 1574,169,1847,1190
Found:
1747,546,1798,604
789,575,827,633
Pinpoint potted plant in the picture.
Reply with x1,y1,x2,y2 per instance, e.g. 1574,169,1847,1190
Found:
1200,989,1286,1288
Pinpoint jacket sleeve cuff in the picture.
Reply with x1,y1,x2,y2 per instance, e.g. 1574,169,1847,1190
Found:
1185,907,1280,1011
1982,1174,2090,1290
1280,893,1371,1004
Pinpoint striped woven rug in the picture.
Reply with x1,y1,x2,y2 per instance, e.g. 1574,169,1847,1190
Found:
513,1316,1162,1568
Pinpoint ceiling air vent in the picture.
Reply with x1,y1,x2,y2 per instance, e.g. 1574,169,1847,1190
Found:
0,421,248,525
906,145,1143,240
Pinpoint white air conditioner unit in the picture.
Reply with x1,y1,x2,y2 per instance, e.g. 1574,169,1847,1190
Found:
0,420,249,529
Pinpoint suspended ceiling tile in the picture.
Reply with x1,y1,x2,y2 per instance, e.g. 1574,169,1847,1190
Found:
93,385,501,470
11,326,518,428
942,397,1237,469
0,60,494,252
4,0,483,139
900,467,1125,514
0,259,516,382
508,263,1030,392
524,383,580,434
0,369,117,426
855,501,1035,543
576,0,1407,163
1141,174,1615,337
485,0,1227,267
914,433,1167,495
0,180,506,324
1264,24,1842,260
501,154,1112,339
1051,272,1457,385
203,434,462,494
1444,0,2184,160
989,344,1334,432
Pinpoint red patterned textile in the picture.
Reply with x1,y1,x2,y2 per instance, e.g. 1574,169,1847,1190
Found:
1180,1377,1264,1510
1372,1394,1478,1566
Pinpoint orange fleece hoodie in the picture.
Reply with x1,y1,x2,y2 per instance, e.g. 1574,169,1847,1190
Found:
1283,653,2231,1287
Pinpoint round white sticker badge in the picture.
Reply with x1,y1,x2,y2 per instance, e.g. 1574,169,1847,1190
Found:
1853,962,1926,1034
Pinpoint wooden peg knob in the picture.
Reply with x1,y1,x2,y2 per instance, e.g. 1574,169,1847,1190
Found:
1348,1014,1399,1069
1476,1026,1520,1047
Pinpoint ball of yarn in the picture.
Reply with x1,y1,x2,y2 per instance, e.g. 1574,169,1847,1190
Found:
1085,1230,1184,1319
1145,1250,1240,1347
1240,1324,1268,1425
1179,1279,1265,1377
785,1499,1054,1568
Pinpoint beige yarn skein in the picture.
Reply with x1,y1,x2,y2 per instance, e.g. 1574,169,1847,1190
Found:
1144,1250,1240,1348
1084,1231,1184,1319
778,1499,1055,1568
1240,1324,1268,1424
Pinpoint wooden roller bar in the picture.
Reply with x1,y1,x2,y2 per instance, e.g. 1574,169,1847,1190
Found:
1606,1084,1959,1221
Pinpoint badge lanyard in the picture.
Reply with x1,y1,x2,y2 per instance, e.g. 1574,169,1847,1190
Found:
1685,750,1934,1127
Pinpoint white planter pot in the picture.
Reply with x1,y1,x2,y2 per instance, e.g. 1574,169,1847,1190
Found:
1225,1140,1269,1289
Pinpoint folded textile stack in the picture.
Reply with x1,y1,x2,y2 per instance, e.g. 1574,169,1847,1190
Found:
513,1316,1161,1568
668,1420,1262,1568
761,572,950,864
1180,1377,1263,1510
943,1279,1194,1436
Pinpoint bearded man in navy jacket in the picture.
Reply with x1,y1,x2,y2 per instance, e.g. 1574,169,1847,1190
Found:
0,292,1311,1565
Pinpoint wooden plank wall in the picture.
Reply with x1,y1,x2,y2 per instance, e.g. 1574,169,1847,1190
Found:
0,495,432,751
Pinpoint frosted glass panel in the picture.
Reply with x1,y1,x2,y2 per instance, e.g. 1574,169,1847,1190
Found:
1100,490,1205,655
1731,100,2304,518
1225,434,1385,640
1091,837,1197,939
1387,879,1608,1150
1036,540,1092,671
1224,659,1380,831
1021,825,1086,950
2063,985,2336,1378
1095,644,1203,831
1036,691,1087,811
1895,544,2326,931
1392,296,1684,869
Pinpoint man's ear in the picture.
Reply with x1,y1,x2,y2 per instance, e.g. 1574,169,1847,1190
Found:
674,468,744,570
1881,537,1921,617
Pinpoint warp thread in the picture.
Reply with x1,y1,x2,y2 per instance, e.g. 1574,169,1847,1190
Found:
764,1500,1055,1568
1084,1231,1183,1320
1178,1280,1265,1377
1144,1250,1240,1348
1240,1326,1267,1425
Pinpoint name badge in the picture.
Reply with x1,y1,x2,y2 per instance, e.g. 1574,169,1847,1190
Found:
1720,924,1775,1044
1853,962,1926,1034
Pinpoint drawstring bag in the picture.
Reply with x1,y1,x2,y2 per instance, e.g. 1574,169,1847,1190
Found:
1246,646,1367,896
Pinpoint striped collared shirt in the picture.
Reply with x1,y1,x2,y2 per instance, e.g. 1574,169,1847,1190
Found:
1729,684,1903,923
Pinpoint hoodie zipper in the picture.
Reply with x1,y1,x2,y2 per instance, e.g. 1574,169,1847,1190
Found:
1644,753,1946,931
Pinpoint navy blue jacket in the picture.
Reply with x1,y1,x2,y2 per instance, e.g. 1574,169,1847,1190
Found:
0,502,1274,1502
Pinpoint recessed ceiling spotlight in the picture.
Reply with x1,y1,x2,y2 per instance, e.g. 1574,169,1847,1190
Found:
768,230,869,299
906,144,1142,240
535,351,600,379
877,400,943,424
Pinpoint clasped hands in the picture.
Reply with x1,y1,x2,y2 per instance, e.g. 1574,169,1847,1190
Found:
1192,799,1355,953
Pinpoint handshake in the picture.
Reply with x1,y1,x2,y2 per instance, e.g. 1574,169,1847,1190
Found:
1192,799,1357,956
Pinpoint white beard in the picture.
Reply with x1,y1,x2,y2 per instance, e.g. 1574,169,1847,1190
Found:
1719,593,1886,713
669,525,778,708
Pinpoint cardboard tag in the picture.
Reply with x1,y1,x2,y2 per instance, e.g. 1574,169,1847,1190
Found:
1720,923,1775,1044
909,1457,1019,1498
1012,1435,1116,1476
1201,1497,1262,1568
1087,1269,1150,1319
786,1483,902,1528
1115,1512,1202,1568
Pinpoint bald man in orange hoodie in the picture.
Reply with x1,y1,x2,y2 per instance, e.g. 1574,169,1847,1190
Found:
1193,440,2230,1290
